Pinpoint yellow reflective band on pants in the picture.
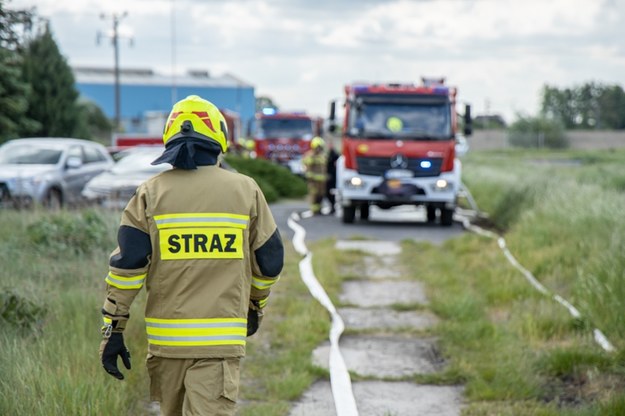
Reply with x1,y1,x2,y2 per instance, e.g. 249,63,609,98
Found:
251,275,279,290
145,317,247,347
105,272,146,289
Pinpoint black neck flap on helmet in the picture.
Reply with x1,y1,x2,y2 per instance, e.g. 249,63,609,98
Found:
152,121,222,170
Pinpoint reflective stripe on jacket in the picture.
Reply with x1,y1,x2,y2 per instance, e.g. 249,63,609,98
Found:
302,150,328,182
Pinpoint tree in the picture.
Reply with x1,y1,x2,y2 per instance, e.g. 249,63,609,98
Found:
256,95,279,113
0,1,39,142
508,115,568,149
0,47,38,142
0,0,36,50
76,99,113,143
541,82,625,130
21,23,84,137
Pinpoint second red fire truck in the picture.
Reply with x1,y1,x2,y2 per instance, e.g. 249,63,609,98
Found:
249,109,322,174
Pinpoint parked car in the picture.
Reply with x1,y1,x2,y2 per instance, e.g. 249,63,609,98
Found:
82,146,170,209
0,138,114,209
83,145,238,210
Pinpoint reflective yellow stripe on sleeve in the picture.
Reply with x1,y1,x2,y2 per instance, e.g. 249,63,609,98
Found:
252,275,280,290
145,317,247,347
154,213,250,230
105,272,146,290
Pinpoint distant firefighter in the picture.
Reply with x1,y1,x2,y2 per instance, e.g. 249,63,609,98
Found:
302,136,328,215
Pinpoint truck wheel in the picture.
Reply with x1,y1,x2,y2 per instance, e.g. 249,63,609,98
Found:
426,205,437,222
440,207,454,226
359,204,370,221
342,205,356,224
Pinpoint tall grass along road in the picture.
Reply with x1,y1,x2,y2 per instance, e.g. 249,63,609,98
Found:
1,149,624,415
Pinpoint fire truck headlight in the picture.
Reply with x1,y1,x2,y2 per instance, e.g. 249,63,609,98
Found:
346,177,364,188
432,179,451,191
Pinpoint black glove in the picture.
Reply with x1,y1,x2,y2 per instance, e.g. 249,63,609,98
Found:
247,307,260,337
100,332,131,380
247,300,265,337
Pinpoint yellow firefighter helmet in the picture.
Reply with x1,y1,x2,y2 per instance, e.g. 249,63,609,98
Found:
311,136,325,150
162,95,228,152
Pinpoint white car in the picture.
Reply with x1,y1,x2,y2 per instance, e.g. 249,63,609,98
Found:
0,138,114,208
82,146,169,210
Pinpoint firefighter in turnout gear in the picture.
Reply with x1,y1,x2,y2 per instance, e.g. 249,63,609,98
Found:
99,95,284,416
302,136,328,215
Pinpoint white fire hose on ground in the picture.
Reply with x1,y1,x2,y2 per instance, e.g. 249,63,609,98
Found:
288,211,359,416
456,184,615,353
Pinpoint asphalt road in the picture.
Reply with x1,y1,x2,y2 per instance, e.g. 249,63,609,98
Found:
271,199,465,245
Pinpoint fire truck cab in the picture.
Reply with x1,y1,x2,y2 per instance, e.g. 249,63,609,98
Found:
329,78,472,225
251,109,320,175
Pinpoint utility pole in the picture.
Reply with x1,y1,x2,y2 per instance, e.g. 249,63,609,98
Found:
97,12,130,132
171,0,178,105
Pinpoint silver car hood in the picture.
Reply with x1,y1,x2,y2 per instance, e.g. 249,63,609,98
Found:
0,164,57,180
85,171,159,189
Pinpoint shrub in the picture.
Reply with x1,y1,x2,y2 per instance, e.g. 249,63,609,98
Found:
27,210,110,254
225,156,307,202
508,116,569,149
0,289,46,332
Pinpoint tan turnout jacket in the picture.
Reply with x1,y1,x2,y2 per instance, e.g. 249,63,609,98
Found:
101,165,283,359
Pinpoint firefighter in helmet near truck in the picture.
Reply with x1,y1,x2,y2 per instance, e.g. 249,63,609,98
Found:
98,95,284,416
302,136,328,215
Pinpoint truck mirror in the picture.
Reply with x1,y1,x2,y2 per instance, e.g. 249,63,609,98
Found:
328,101,337,133
463,104,473,137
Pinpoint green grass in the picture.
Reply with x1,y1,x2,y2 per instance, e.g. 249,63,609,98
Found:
398,148,625,414
3,148,625,415
0,206,346,415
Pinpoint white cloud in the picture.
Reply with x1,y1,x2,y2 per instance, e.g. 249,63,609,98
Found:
8,0,625,122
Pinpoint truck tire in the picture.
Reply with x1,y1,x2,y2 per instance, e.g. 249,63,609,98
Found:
342,205,356,224
440,207,454,226
426,205,437,222
359,204,370,221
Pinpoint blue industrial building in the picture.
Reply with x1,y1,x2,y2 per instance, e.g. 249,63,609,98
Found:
73,67,256,135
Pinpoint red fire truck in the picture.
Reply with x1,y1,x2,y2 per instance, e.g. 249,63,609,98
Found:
328,78,472,225
250,110,321,174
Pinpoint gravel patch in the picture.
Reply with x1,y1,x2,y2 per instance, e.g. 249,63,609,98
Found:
335,240,402,256
289,380,464,416
312,335,441,378
340,280,428,307
338,307,439,331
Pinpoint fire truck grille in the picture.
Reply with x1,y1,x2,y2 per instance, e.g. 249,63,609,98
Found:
356,157,443,177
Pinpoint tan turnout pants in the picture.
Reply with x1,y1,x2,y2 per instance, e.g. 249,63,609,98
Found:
146,355,241,416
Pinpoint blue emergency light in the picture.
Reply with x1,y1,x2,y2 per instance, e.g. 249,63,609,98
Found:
262,108,277,115
420,160,432,169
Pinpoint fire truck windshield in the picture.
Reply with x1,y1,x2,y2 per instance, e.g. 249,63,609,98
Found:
348,99,452,140
257,118,314,139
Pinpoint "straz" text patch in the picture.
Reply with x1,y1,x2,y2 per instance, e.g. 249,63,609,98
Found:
159,228,243,260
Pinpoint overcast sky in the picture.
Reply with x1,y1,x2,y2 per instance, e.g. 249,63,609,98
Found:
9,0,625,122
